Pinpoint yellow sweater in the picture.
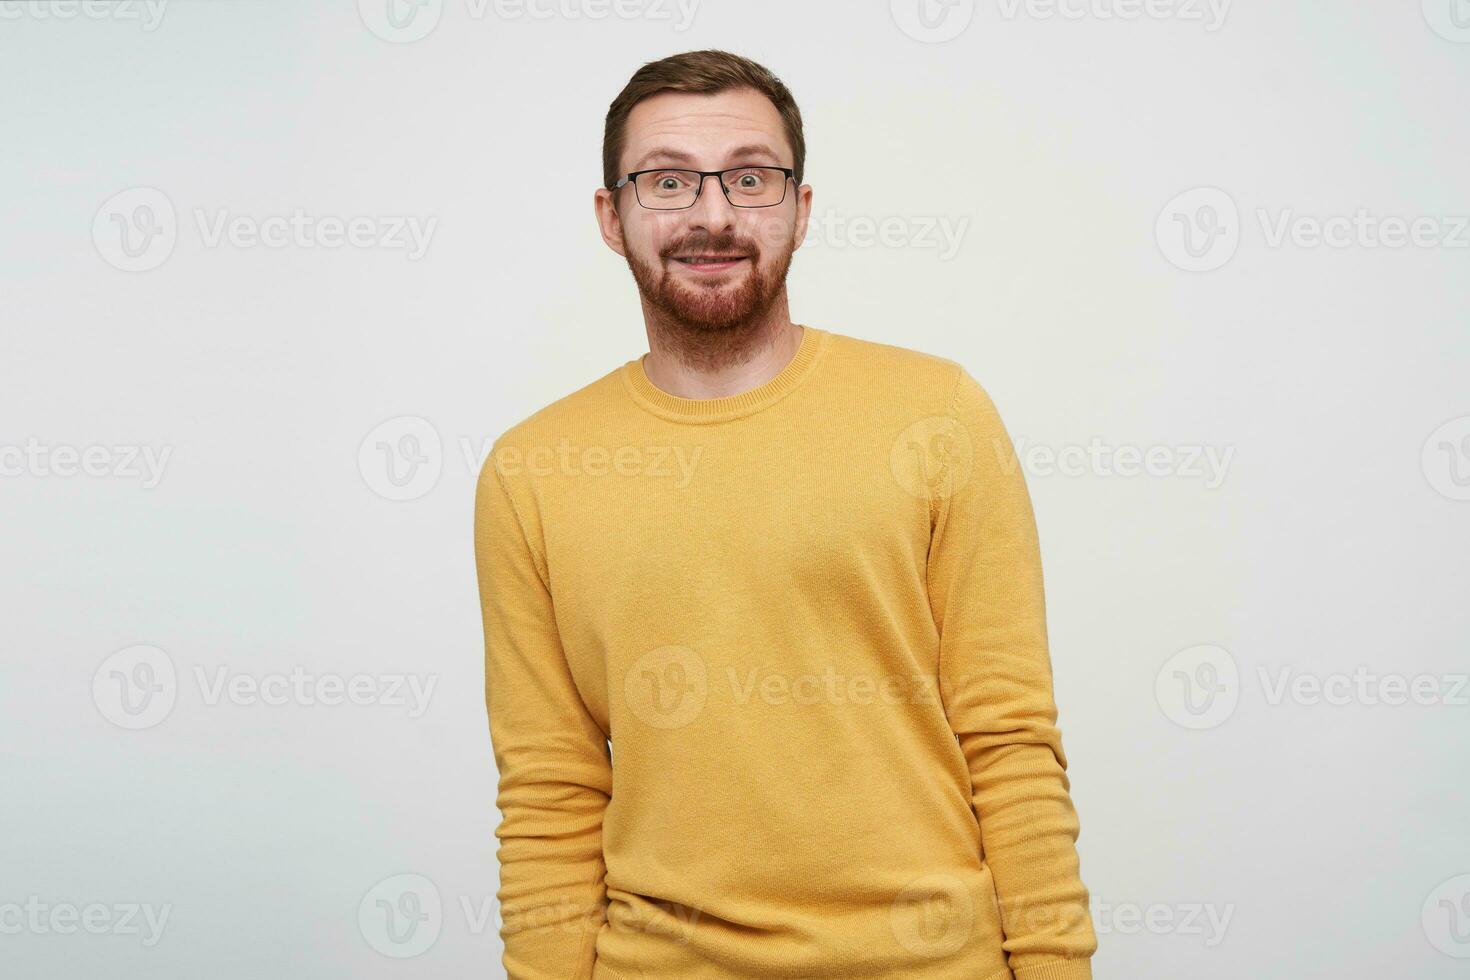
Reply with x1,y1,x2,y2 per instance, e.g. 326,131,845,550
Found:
474,324,1097,980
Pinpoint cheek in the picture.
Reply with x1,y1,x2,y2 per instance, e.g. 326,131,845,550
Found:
632,214,686,259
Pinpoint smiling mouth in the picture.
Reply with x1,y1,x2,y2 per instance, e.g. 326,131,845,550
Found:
672,255,748,270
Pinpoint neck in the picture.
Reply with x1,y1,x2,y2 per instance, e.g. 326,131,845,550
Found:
639,295,801,399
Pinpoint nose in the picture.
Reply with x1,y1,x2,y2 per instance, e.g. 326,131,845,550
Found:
687,173,737,230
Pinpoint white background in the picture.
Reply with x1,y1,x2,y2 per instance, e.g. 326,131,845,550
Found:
2,1,1468,977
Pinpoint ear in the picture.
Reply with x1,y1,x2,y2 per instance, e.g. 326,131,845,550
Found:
791,182,813,252
594,187,627,257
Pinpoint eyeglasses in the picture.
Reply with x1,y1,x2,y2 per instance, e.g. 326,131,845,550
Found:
611,166,795,210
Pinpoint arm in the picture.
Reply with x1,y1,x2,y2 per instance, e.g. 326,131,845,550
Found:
927,366,1098,980
474,450,612,980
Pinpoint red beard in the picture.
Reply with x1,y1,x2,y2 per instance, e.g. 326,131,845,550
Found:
625,230,795,335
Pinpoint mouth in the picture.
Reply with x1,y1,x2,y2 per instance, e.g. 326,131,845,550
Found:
671,254,749,273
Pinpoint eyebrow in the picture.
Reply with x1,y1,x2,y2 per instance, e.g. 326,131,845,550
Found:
632,143,784,171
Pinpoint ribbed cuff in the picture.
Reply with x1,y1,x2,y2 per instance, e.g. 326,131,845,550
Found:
1013,958,1093,980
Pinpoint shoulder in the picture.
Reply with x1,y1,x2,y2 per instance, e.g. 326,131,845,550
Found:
818,327,1002,414
823,328,962,382
476,364,628,492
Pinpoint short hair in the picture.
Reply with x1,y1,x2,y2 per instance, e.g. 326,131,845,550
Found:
602,49,806,190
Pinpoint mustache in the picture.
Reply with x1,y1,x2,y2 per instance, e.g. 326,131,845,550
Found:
661,236,758,258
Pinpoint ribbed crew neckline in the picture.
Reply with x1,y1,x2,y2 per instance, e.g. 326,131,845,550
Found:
621,324,827,424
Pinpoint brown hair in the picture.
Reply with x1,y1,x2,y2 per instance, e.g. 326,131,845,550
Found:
602,49,806,191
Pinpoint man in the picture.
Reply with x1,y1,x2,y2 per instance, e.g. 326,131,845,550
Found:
475,49,1097,980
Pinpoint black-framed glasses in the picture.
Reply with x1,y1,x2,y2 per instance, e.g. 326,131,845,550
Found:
612,166,795,210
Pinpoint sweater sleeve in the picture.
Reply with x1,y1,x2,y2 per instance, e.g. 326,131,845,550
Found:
474,450,612,980
926,366,1098,980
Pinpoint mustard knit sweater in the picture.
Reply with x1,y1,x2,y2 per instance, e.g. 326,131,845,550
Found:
474,324,1097,980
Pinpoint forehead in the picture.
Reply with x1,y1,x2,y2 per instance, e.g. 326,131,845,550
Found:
621,87,791,171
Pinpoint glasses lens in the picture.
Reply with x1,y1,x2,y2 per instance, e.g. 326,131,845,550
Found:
632,168,788,209
721,167,787,207
635,170,701,209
